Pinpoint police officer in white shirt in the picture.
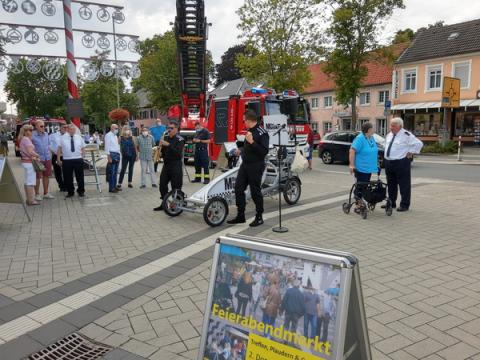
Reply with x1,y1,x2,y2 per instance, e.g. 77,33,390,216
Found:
383,117,423,212
57,124,86,198
104,124,121,193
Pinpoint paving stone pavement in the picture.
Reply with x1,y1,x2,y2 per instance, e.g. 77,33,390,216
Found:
2,148,480,359
75,180,480,360
0,151,351,301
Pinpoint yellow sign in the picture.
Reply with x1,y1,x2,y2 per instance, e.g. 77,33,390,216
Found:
442,77,461,108
247,332,327,360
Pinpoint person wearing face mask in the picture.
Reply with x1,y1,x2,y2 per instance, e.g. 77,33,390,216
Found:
150,119,167,172
137,127,157,188
104,124,121,193
117,126,138,189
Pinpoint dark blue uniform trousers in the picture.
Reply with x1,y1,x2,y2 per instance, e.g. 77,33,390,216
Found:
194,150,209,180
385,158,411,209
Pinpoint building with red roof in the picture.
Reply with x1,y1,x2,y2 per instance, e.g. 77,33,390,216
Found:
304,44,408,137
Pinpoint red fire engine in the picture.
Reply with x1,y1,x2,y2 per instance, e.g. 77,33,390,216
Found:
172,0,311,163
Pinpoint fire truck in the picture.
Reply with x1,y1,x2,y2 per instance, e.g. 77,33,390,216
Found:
173,0,311,163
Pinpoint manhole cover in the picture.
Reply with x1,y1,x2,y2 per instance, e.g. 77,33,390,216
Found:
27,333,112,360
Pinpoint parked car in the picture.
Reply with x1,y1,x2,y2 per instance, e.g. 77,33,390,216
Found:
318,131,385,167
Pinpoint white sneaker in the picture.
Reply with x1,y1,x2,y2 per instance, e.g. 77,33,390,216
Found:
43,193,55,199
35,194,43,201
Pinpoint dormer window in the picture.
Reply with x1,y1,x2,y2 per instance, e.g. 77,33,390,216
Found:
448,32,459,40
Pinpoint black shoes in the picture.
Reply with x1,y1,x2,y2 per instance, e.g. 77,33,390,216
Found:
397,207,409,212
109,189,119,193
227,214,246,224
152,184,157,188
191,179,201,183
249,215,264,227
203,180,210,184
381,204,396,209
153,204,164,211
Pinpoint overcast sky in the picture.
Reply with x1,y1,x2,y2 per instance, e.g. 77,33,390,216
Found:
2,0,480,114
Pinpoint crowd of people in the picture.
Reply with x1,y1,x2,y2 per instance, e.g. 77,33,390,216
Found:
14,119,170,204
212,253,339,347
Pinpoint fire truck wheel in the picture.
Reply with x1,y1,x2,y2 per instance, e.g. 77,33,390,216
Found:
283,177,301,205
203,197,229,227
162,190,184,217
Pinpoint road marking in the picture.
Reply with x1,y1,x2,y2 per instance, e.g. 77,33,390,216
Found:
0,194,347,344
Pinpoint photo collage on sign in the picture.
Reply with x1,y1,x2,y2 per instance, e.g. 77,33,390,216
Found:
203,244,342,360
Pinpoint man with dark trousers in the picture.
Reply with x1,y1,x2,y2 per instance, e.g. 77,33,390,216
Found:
383,117,423,212
153,121,185,211
191,121,211,184
227,110,269,227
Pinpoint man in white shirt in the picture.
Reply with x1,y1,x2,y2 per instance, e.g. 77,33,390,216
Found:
57,124,86,198
49,124,67,192
104,124,121,193
383,118,423,212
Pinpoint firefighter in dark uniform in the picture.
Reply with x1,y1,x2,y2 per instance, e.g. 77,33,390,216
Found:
383,117,423,212
191,121,211,184
227,110,269,227
153,121,185,211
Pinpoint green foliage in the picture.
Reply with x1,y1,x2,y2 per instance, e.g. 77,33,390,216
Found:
236,0,324,93
215,44,247,87
421,141,458,154
80,54,138,131
132,31,180,111
133,31,214,111
392,28,415,44
4,59,68,118
324,0,404,128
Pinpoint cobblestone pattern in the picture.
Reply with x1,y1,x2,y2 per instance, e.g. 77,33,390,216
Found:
84,181,480,359
0,154,352,300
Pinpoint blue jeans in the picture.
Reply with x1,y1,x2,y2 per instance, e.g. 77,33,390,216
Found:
108,153,120,192
262,313,276,338
304,313,317,339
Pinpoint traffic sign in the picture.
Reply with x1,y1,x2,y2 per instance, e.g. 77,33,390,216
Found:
442,77,460,108
66,98,85,118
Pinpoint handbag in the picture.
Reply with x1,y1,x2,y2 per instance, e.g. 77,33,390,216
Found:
32,159,45,173
260,295,270,310
291,147,308,173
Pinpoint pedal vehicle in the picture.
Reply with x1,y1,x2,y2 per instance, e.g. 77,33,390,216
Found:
162,144,302,227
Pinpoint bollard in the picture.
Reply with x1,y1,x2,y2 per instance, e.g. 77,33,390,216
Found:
457,136,462,162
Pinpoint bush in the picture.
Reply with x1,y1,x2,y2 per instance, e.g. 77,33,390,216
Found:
421,141,458,154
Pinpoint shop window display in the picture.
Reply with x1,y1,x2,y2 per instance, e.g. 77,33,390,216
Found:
455,113,480,136
412,113,442,136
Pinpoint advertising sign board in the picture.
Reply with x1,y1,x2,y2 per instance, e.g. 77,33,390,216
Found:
198,234,371,360
263,114,289,146
0,157,31,221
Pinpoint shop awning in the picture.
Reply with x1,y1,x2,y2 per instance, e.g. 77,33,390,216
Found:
392,99,480,111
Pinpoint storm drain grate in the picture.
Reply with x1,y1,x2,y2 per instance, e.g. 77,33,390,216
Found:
27,333,112,360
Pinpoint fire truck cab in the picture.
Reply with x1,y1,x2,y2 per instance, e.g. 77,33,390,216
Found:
205,88,311,162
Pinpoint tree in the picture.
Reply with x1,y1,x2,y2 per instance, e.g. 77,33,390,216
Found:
324,0,404,130
236,0,324,93
214,44,247,87
133,31,215,112
80,54,138,131
133,31,180,112
4,59,68,118
392,28,415,44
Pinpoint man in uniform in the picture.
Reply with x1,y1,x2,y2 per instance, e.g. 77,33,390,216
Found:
153,121,185,211
227,110,269,227
383,117,423,212
191,121,211,184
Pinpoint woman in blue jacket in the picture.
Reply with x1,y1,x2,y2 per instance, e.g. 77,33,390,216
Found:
349,122,378,212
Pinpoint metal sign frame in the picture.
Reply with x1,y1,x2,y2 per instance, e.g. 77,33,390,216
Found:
0,157,31,222
198,234,371,360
